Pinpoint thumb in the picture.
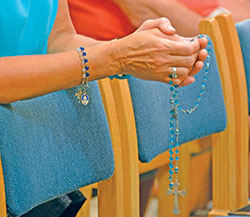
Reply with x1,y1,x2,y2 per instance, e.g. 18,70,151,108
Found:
136,17,176,35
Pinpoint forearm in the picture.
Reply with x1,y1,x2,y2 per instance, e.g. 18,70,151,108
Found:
0,42,119,104
113,0,202,36
48,32,104,53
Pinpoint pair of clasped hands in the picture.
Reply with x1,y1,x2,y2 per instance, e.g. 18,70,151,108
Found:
116,18,208,87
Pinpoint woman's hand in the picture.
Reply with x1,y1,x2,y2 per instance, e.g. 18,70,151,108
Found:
135,17,176,35
114,25,208,86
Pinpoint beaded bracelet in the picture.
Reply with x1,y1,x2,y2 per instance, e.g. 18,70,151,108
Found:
75,47,90,106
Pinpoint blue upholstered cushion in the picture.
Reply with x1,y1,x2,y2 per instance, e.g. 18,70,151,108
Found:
0,85,114,216
236,19,250,114
128,37,227,162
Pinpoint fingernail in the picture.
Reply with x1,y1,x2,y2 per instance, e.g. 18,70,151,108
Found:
164,24,175,31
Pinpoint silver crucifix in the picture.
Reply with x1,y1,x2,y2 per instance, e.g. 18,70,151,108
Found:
166,182,187,215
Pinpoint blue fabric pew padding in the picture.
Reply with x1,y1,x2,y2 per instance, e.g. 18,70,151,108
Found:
0,82,114,216
236,19,250,114
128,37,227,162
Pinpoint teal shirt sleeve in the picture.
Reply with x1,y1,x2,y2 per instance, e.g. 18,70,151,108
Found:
0,0,58,57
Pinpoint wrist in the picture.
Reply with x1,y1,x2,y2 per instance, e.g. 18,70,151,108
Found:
85,40,122,80
105,38,127,76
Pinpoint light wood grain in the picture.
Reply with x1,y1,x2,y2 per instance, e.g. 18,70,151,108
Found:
215,13,249,209
77,186,93,217
109,78,140,217
0,157,6,217
199,17,240,215
98,78,125,217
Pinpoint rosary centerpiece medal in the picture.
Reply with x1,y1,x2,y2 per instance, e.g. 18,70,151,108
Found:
167,35,211,215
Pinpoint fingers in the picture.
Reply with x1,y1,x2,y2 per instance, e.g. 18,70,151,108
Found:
189,61,204,77
162,66,193,85
167,67,189,78
187,49,207,76
158,18,176,35
199,37,208,49
179,77,195,87
136,18,176,35
198,49,208,62
166,52,199,68
165,39,200,56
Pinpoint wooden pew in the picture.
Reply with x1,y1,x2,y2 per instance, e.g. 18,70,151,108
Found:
199,15,248,216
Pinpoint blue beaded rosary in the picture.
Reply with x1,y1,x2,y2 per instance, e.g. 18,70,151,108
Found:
167,35,212,215
75,47,90,106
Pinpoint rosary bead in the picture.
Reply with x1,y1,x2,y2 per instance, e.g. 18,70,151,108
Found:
169,162,174,168
170,86,175,92
175,167,179,173
169,182,174,189
168,36,210,201
169,169,174,175
170,109,176,115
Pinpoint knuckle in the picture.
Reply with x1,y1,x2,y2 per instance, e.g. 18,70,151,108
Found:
153,39,166,50
159,17,170,23
181,68,189,77
173,79,182,86
186,56,196,67
143,19,153,25
154,57,165,67
184,45,194,55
